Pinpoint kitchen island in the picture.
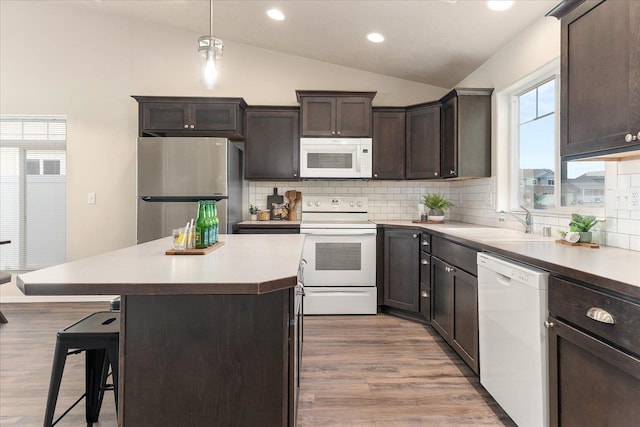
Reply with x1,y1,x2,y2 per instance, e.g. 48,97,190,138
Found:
18,234,306,427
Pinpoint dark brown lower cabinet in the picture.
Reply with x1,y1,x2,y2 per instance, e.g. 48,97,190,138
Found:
120,290,299,426
430,237,479,375
548,318,640,427
383,229,420,312
431,257,452,341
548,274,640,427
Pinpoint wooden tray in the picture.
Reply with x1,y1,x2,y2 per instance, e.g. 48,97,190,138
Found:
412,220,445,224
165,241,225,255
555,239,599,249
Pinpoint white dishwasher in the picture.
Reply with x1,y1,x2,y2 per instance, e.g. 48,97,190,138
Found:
477,253,549,427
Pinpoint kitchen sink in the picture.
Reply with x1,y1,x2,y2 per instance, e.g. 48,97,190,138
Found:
441,227,554,242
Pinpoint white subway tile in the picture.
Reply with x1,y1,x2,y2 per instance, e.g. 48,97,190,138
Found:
618,158,640,175
606,232,630,250
617,218,640,235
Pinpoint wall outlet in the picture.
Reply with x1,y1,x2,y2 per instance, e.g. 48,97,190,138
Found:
87,192,96,205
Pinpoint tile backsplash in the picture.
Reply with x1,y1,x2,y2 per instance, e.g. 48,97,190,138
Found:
248,158,640,251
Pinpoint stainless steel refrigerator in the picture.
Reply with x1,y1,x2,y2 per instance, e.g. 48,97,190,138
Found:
136,137,243,244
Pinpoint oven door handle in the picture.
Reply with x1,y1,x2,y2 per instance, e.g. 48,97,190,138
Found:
300,229,377,236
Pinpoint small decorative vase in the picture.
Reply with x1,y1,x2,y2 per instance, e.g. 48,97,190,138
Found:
250,214,258,221
578,231,592,243
428,208,445,222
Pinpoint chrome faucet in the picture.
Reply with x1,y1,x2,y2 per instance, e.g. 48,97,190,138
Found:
501,206,534,233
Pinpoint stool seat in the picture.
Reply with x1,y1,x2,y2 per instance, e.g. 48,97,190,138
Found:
44,311,120,427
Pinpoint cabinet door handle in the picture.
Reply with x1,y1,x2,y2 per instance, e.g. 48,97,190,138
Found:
637,131,640,140
412,234,418,238
449,170,455,175
421,291,429,298
421,240,429,246
337,131,341,135
586,307,615,324
373,173,378,178
434,172,439,176
183,124,189,129
293,173,298,177
190,124,195,129
421,259,429,265
331,131,336,135
625,133,637,142
445,266,456,273
544,320,555,329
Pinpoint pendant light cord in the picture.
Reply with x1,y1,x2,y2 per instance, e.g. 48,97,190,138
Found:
210,0,214,37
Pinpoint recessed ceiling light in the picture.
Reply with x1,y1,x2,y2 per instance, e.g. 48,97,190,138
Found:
367,33,384,43
487,1,514,11
267,9,285,21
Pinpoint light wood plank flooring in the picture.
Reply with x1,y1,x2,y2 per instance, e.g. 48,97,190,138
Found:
0,303,513,426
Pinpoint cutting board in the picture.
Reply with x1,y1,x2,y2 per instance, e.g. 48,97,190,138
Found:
267,187,284,219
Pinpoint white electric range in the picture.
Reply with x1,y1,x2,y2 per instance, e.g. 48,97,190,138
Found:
300,196,377,315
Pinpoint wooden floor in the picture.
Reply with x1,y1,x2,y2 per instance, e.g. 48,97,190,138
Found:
0,303,514,427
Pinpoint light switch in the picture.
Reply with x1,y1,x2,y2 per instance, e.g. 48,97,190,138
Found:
87,192,96,204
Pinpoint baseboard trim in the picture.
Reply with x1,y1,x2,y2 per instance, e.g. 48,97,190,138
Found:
1,295,115,303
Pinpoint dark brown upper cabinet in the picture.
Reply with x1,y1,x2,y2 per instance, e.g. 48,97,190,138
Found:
551,0,640,160
405,102,441,179
132,96,246,140
244,107,300,180
296,91,376,137
439,88,492,179
372,108,406,180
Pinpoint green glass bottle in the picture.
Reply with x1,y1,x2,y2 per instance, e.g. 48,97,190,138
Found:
205,200,214,246
212,201,219,243
195,201,207,249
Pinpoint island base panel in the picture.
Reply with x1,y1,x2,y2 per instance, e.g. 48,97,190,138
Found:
119,292,290,426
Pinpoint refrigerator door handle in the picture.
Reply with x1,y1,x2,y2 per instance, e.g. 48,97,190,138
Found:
139,196,229,202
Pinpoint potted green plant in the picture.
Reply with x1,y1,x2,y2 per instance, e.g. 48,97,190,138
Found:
422,193,454,222
569,213,598,243
249,204,259,221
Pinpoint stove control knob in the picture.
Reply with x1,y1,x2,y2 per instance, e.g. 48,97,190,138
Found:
306,201,313,206
315,201,321,207
356,200,363,207
349,201,355,207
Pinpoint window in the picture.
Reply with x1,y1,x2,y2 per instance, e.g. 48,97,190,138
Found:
509,69,605,214
0,116,67,271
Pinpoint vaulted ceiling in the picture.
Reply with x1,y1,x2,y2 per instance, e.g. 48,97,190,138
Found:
69,0,558,88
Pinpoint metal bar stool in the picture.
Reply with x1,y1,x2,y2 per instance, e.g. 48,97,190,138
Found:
44,311,120,427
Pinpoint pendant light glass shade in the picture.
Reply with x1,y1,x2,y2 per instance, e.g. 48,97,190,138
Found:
198,35,223,89
198,0,223,89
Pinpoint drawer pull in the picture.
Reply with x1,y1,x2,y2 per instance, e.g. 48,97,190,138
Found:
586,307,615,324
421,291,429,298
422,240,429,246
421,259,429,265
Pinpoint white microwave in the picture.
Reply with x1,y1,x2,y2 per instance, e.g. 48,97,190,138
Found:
300,137,372,179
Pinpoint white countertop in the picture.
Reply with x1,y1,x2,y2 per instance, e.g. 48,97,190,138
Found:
17,234,306,296
378,221,640,297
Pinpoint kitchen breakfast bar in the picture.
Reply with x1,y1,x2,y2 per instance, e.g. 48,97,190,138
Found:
17,234,306,427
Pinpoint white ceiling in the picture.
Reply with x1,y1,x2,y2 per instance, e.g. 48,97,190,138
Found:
70,0,558,88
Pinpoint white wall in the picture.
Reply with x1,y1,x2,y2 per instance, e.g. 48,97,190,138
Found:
452,16,639,251
0,1,447,300
0,1,447,262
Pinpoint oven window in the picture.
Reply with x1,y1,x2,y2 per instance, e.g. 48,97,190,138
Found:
307,153,352,169
316,243,361,270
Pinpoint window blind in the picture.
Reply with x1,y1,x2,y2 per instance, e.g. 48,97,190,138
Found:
0,116,67,271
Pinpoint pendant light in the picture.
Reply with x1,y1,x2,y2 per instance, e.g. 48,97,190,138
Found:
198,0,223,89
